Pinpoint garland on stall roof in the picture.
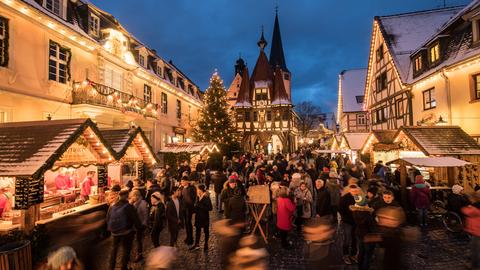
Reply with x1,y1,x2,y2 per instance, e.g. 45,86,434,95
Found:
0,16,9,67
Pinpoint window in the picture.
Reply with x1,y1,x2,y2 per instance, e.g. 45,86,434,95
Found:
44,0,62,17
355,95,364,104
357,114,366,125
0,111,7,123
0,16,8,67
88,13,100,37
284,73,290,80
176,100,181,119
49,41,70,84
396,99,404,119
472,19,480,44
282,110,289,121
245,111,251,121
414,55,423,72
472,74,480,100
104,66,123,90
255,89,268,102
139,54,145,67
236,112,243,121
266,111,272,121
376,72,387,92
429,43,440,63
376,44,384,62
423,88,436,110
143,84,152,103
375,107,386,124
253,112,258,122
161,93,168,114
155,65,162,77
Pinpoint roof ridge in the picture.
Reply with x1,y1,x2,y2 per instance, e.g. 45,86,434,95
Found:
0,118,89,127
376,5,465,19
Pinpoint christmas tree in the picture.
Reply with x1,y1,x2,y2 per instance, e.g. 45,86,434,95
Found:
193,71,239,155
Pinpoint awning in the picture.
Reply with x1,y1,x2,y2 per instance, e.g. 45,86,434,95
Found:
387,157,471,167
314,150,347,154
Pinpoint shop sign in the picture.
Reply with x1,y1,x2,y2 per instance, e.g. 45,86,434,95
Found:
173,127,186,134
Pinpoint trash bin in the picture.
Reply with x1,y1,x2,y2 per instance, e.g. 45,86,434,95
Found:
0,240,31,270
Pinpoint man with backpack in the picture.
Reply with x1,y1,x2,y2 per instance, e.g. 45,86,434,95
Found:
107,190,141,270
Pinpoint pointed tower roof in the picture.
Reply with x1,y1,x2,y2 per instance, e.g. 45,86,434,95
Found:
251,49,273,83
272,66,290,105
269,12,289,72
235,66,252,107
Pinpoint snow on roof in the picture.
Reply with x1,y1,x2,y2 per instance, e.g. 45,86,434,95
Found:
377,7,462,82
342,132,370,150
340,69,367,112
388,157,470,167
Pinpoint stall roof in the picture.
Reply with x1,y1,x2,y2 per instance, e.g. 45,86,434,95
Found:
396,126,480,155
0,119,115,177
159,143,219,154
361,130,400,153
314,149,347,154
101,128,159,165
342,133,370,150
387,157,471,167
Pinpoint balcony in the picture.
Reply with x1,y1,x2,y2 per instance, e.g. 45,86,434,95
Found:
72,80,159,119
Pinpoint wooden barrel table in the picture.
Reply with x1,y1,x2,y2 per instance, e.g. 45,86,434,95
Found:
0,240,31,270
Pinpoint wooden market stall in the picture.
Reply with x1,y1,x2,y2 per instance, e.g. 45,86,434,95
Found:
338,132,370,161
101,127,159,186
360,130,400,165
330,135,342,151
159,142,220,169
0,119,115,234
393,126,480,190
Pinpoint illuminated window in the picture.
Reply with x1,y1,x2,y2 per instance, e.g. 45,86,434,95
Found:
376,44,384,62
44,0,62,17
139,54,145,67
236,112,243,121
0,111,7,123
429,44,440,63
414,55,422,72
176,100,181,119
0,16,8,67
48,41,70,84
88,13,100,37
357,114,366,125
143,84,152,103
161,93,168,114
423,88,436,110
473,74,480,100
104,66,123,90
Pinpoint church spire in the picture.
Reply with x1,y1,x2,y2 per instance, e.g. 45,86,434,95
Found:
269,10,289,72
257,26,267,50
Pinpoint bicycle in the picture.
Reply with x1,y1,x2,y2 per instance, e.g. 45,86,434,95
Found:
428,200,464,233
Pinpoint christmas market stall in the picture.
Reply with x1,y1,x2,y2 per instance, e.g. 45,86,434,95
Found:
0,119,115,234
392,126,480,190
360,130,400,165
101,127,159,186
338,132,370,161
159,142,220,169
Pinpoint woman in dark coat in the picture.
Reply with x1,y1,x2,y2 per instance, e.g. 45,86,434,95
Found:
315,179,332,218
150,192,166,248
191,184,213,251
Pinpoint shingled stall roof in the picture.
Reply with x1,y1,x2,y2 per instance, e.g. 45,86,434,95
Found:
100,128,159,165
395,126,480,156
0,119,115,178
361,130,401,153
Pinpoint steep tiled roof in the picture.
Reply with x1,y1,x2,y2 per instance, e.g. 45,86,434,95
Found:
269,13,289,72
376,7,462,82
398,126,480,155
340,69,367,112
0,119,114,177
251,50,274,83
272,66,290,105
235,66,251,107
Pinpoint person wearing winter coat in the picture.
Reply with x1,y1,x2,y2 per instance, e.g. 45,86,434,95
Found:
462,191,480,269
225,188,247,225
314,179,332,219
150,191,166,248
191,184,213,251
212,170,227,212
166,187,185,247
221,179,237,218
276,190,296,249
350,194,375,270
130,190,149,262
294,182,313,231
338,184,359,265
146,178,161,207
326,175,341,222
448,184,469,215
181,177,197,246
409,175,431,227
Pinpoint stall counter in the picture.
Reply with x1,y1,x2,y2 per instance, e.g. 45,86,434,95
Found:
36,202,108,225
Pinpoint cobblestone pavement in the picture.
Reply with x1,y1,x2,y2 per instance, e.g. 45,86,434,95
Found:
89,192,472,270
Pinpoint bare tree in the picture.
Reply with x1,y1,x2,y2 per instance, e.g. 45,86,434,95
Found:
295,101,322,138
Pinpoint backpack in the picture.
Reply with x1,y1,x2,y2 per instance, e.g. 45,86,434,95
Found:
108,203,129,233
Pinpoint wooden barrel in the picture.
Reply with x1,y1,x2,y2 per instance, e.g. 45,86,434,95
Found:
0,240,31,270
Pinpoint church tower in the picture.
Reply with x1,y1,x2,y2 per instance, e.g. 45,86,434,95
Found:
269,11,291,100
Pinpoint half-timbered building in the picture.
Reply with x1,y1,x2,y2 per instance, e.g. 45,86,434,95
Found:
337,69,369,132
230,12,297,153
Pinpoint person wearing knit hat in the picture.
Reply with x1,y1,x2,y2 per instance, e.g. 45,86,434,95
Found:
46,246,83,270
150,191,166,248
447,184,469,215
410,175,431,227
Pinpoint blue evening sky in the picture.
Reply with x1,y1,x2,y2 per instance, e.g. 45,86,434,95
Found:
90,0,470,113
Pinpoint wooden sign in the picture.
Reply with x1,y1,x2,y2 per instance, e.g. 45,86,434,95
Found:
137,161,144,181
247,185,270,204
15,176,44,210
97,165,108,188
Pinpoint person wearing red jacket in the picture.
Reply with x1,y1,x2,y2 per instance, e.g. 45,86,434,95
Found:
462,191,480,270
409,175,431,227
276,190,296,249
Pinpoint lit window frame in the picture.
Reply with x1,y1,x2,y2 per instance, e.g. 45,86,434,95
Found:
88,13,100,37
48,40,70,84
423,88,436,110
0,16,8,67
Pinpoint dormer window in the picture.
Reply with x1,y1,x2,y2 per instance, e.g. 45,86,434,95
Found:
155,64,162,77
414,55,423,72
473,18,480,44
44,0,63,18
429,43,440,63
88,13,100,37
138,54,145,67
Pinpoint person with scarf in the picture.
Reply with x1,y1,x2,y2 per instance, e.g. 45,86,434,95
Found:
409,175,431,227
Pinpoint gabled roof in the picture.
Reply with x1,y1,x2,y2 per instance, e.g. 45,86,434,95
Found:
340,69,367,112
101,128,159,165
396,126,480,155
376,6,462,82
269,13,289,72
235,66,252,107
371,130,397,144
251,50,274,83
272,66,290,105
341,132,370,151
0,119,115,177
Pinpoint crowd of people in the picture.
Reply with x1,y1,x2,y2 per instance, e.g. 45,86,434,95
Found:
41,149,480,270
